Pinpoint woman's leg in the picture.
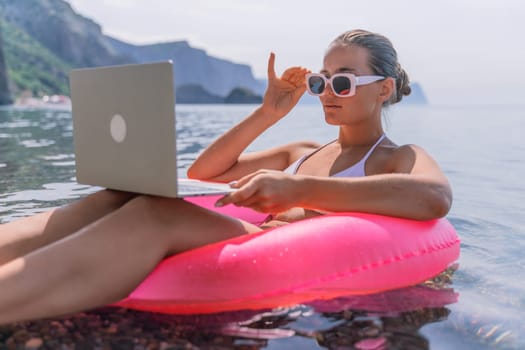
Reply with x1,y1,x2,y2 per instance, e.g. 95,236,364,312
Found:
0,195,261,325
0,190,136,265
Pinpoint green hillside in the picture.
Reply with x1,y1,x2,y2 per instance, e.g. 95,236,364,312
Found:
0,19,71,97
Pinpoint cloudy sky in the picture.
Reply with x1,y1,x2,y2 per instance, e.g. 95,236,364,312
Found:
67,0,524,105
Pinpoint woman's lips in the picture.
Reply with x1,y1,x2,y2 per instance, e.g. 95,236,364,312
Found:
323,104,342,109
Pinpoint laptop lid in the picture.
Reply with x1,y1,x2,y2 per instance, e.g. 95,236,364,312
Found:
70,61,235,198
70,61,180,197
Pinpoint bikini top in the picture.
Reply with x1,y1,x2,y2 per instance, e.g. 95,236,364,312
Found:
284,134,386,177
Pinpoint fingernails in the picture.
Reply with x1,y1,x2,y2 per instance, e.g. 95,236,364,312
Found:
214,200,224,207
228,180,238,187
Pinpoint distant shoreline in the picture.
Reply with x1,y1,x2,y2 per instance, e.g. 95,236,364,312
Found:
7,95,266,111
12,95,72,111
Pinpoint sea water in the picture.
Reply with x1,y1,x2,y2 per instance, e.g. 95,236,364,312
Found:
0,104,523,349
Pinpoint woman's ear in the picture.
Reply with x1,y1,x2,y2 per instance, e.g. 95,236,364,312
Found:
378,77,395,103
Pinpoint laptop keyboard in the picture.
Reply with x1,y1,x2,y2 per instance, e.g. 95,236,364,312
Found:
178,180,234,195
178,184,222,193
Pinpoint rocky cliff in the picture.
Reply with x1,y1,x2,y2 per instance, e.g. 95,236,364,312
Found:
0,22,11,105
0,18,72,97
0,0,264,102
0,0,128,67
107,38,265,97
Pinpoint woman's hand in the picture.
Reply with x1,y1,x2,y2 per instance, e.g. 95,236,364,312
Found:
215,169,303,213
260,53,310,121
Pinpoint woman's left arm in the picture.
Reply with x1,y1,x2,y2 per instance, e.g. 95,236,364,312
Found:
218,145,452,220
299,144,452,220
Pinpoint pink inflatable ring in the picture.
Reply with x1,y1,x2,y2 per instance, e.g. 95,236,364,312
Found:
114,195,460,314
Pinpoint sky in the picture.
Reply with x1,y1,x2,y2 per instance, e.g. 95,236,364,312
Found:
67,0,525,106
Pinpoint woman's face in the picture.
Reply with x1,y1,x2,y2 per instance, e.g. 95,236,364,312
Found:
320,44,386,126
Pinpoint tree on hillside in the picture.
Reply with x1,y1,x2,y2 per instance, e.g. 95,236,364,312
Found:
0,23,12,105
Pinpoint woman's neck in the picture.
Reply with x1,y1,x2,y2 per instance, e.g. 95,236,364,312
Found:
338,124,384,148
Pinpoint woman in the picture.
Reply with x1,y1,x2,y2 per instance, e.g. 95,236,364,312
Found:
0,29,451,324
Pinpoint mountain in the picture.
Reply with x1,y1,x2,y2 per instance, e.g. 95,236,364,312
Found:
0,0,128,67
107,38,266,97
225,87,263,104
0,23,11,104
176,84,223,104
402,82,428,104
0,18,72,98
0,0,264,104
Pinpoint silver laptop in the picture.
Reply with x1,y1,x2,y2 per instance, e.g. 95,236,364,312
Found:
69,61,234,197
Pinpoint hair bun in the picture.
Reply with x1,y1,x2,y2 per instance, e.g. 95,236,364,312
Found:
395,65,411,103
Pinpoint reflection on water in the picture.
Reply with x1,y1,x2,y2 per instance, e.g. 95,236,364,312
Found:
0,284,456,349
1,105,524,349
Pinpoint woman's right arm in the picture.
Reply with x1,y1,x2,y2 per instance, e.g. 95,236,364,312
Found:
187,53,312,182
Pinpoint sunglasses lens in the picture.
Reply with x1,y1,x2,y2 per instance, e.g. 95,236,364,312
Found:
332,76,352,96
308,76,325,95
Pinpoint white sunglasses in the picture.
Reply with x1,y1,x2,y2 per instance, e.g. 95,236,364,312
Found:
305,73,385,97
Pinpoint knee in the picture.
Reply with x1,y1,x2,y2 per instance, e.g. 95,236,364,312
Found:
86,190,137,212
100,189,137,207
124,195,190,226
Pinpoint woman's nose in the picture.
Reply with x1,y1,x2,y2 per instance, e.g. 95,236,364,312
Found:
324,82,336,96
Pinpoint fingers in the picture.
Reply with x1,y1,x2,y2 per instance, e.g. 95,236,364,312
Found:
216,189,277,213
281,67,309,88
215,182,258,207
214,170,271,208
268,53,310,88
267,52,277,81
230,194,262,209
232,168,278,189
232,171,260,189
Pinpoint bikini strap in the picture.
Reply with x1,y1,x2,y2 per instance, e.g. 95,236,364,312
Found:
288,140,337,174
361,134,386,162
288,135,386,175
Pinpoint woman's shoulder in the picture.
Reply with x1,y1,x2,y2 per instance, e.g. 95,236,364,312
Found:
390,143,432,158
283,140,322,163
288,140,322,149
384,143,437,173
